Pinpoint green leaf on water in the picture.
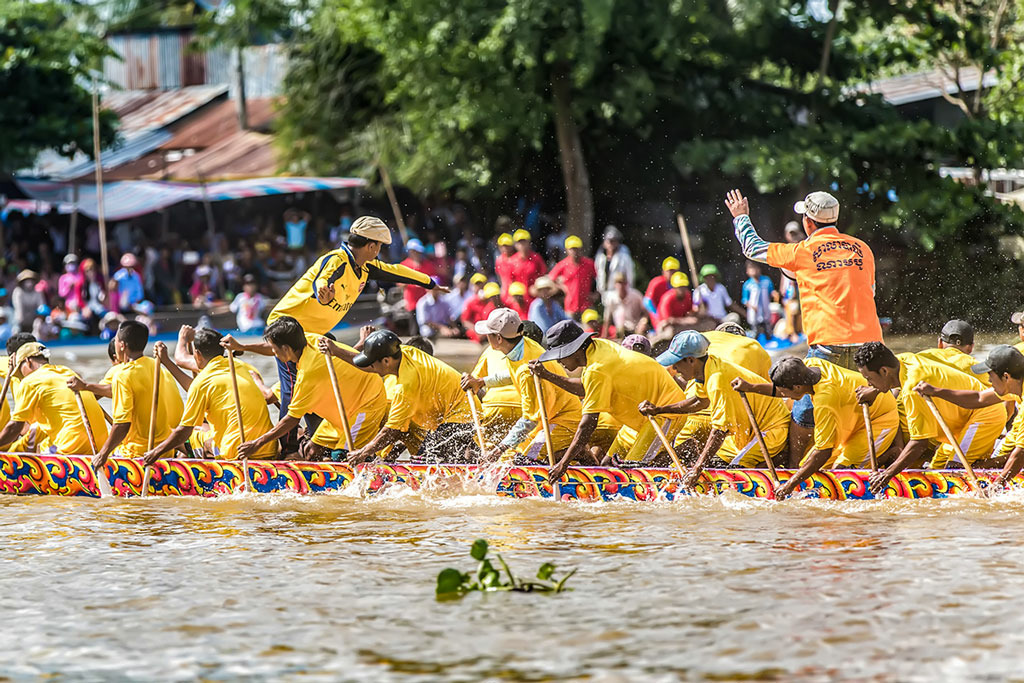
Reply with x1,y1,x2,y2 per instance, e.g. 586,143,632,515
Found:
537,562,556,581
436,568,464,596
470,539,489,561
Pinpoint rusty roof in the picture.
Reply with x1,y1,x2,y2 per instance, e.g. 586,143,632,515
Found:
152,130,280,181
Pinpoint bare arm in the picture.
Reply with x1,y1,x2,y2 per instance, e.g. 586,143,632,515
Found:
143,425,194,466
868,439,931,494
238,415,300,460
995,447,1024,487
529,361,584,397
774,448,832,499
348,427,404,465
221,334,274,356
174,325,200,374
93,422,131,468
550,412,600,480
914,383,1002,409
67,376,112,399
0,421,25,450
639,396,709,416
319,337,359,366
683,428,728,488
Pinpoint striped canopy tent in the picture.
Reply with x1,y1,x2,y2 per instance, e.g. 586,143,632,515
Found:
12,177,366,221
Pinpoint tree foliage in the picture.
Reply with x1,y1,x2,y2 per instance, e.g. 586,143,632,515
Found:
0,0,118,174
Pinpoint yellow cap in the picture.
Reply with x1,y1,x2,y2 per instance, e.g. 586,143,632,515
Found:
509,282,527,297
564,235,583,250
482,282,501,299
670,271,690,288
15,341,48,368
470,273,487,285
662,257,681,272
512,228,531,243
581,309,600,324
497,233,514,247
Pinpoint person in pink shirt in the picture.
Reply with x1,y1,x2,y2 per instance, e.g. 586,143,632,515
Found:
58,254,84,313
503,281,531,320
494,232,516,295
400,239,440,312
549,235,596,317
507,229,547,304
643,256,680,326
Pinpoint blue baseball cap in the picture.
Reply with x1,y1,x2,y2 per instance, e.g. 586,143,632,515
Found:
656,330,710,366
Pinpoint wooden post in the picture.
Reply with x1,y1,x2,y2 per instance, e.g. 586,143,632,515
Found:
92,82,110,285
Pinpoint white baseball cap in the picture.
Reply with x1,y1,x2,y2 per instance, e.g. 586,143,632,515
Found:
794,191,840,224
350,216,393,245
474,308,523,338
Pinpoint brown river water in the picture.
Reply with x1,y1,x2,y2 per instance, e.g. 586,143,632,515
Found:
5,339,1024,681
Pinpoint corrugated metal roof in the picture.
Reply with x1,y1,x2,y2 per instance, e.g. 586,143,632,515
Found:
105,31,208,91
864,66,998,106
156,130,279,181
116,85,228,133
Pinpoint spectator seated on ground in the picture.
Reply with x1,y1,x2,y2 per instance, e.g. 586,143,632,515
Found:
416,283,461,340
528,276,568,333
605,272,648,338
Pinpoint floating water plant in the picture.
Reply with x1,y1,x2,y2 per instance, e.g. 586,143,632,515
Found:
436,539,575,598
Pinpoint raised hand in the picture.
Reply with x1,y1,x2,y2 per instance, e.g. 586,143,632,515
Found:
724,189,750,218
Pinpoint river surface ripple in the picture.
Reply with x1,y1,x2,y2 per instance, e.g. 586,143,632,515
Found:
3,491,1024,681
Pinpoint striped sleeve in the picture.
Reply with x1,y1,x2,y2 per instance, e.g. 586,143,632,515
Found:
732,215,769,263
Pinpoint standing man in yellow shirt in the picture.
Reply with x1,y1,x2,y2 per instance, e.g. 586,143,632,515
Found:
322,330,478,464
90,321,184,468
531,321,687,479
855,342,1006,494
143,329,277,464
731,356,899,498
461,309,582,463
266,216,442,451
0,342,108,454
230,316,389,461
642,331,790,486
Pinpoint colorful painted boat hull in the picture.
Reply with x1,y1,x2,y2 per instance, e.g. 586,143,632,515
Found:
0,453,999,500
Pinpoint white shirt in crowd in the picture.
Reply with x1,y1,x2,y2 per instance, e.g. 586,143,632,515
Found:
694,282,733,320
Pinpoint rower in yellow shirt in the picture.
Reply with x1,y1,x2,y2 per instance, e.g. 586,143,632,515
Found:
469,343,523,439
143,328,278,464
230,316,389,461
855,342,1006,494
0,342,108,455
322,331,479,464
912,345,1024,489
532,321,687,479
916,320,991,387
642,331,790,486
732,356,899,498
87,321,184,467
673,323,772,453
266,216,442,451
461,309,582,463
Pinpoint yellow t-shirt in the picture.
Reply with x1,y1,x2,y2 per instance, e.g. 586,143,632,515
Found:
180,355,278,460
581,338,685,431
473,346,522,409
385,346,475,431
703,331,771,378
896,352,1005,442
805,357,897,451
110,356,185,458
100,364,121,385
694,355,790,443
12,365,109,455
288,333,388,427
916,347,990,387
268,246,434,335
506,337,582,444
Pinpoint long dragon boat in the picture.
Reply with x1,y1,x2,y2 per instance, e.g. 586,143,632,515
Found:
0,453,1003,500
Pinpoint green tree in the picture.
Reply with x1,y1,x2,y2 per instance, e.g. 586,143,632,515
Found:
0,0,117,174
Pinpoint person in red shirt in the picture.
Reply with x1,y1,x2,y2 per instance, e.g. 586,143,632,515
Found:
462,281,503,343
644,256,680,326
400,239,440,312
504,281,530,319
494,232,516,296
549,235,597,317
656,272,696,336
507,229,547,304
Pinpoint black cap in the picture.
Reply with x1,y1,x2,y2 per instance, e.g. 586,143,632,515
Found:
769,357,822,389
972,344,1024,377
940,319,974,346
538,320,594,362
352,330,402,368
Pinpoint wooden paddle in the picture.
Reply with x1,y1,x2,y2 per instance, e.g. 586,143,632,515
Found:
532,373,561,501
675,214,700,291
738,392,780,485
322,347,354,451
923,395,982,492
73,390,111,497
862,404,878,472
647,415,688,484
226,352,253,493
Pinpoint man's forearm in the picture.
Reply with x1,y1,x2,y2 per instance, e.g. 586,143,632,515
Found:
82,382,112,399
738,382,775,398
360,427,403,457
885,439,930,479
151,426,193,459
931,387,1000,410
690,428,727,480
250,415,300,450
0,421,25,450
161,356,194,391
997,447,1024,485
785,448,832,489
97,422,131,460
732,215,769,263
654,397,708,415
556,413,599,469
230,340,274,356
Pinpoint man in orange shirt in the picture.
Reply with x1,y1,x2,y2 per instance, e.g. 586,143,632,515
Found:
726,189,883,455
